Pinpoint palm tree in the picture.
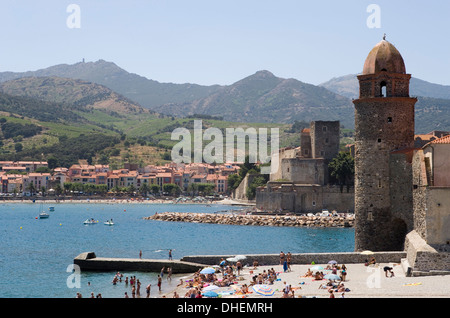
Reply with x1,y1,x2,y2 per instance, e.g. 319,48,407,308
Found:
26,182,36,196
139,182,150,196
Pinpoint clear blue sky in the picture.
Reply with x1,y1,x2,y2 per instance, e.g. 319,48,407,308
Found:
0,0,449,86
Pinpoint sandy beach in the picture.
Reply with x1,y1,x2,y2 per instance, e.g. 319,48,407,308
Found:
162,262,450,298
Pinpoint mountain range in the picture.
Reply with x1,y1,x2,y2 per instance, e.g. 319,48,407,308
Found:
0,60,221,109
1,60,450,133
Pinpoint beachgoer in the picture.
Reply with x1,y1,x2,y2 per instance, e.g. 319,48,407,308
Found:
340,267,347,281
283,260,288,273
286,252,292,272
236,261,242,276
169,249,173,260
282,282,290,298
139,250,142,259
136,279,141,296
279,251,285,265
384,266,394,277
160,267,165,279
124,292,129,298
146,284,151,298
157,275,162,291
332,266,337,274
167,267,172,281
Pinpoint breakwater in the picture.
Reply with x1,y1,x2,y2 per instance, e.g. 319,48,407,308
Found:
74,252,205,273
145,212,354,228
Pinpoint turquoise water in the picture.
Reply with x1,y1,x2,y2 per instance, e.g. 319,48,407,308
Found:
0,202,354,298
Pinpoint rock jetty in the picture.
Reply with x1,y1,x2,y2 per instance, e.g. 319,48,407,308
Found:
145,212,354,228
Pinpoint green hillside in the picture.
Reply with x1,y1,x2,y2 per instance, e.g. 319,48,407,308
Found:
0,79,302,168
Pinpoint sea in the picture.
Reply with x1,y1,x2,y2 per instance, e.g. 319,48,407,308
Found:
0,202,354,298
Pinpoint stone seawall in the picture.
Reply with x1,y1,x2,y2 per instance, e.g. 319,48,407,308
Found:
145,212,355,228
74,252,205,274
181,252,406,267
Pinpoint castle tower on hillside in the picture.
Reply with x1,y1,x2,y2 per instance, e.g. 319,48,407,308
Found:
353,38,417,251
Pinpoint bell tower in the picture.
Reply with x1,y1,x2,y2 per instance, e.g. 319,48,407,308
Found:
353,38,417,251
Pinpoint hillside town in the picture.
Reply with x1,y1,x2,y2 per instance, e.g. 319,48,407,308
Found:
0,160,239,197
1,127,448,200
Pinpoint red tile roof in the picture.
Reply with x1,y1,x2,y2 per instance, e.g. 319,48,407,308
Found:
431,134,450,144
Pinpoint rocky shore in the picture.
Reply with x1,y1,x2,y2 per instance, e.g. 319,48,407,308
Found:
145,212,354,228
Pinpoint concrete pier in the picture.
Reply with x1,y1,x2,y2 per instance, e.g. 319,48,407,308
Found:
74,251,407,274
74,252,206,274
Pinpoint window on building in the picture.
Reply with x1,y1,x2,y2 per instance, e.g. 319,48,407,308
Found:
380,81,387,97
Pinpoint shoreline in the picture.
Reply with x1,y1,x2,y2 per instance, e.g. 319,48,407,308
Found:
0,198,250,206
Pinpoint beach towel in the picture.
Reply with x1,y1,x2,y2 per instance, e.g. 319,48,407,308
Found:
403,282,422,286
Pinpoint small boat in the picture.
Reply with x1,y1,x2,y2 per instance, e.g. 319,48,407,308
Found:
104,219,114,226
48,206,55,212
83,218,98,225
38,203,49,219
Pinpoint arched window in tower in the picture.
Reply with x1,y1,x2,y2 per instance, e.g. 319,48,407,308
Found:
380,81,387,97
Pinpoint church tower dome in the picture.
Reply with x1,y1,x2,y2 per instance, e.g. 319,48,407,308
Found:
357,37,411,99
362,39,406,75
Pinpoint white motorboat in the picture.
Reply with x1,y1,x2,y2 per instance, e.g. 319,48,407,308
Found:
104,220,114,226
83,218,98,225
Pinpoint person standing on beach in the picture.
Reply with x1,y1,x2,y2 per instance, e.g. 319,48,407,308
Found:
286,252,292,272
139,250,142,259
236,260,242,276
169,249,173,260
146,284,151,298
279,251,285,265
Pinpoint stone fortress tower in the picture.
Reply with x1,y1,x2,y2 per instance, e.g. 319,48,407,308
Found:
353,37,417,251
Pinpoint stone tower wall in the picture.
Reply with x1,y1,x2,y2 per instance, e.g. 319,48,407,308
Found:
354,95,416,251
310,121,340,160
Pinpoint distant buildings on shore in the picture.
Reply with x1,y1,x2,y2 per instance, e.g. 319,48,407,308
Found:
0,161,241,195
